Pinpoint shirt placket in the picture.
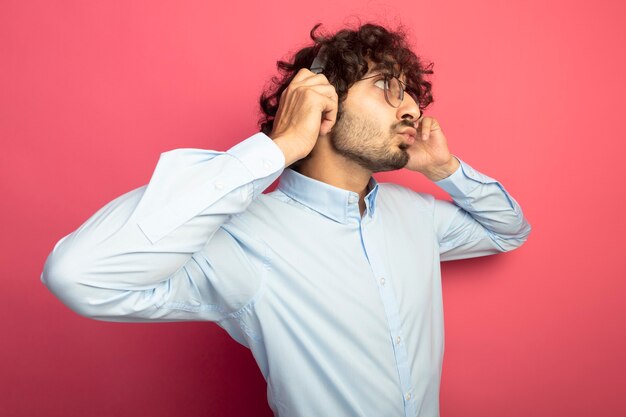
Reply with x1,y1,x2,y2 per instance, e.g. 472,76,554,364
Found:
359,212,417,417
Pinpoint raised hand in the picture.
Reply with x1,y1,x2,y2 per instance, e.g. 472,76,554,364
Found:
404,116,460,181
269,69,338,166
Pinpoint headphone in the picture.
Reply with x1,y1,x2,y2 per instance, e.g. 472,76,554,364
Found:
309,46,327,74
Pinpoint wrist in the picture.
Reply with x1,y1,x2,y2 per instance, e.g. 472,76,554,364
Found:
272,135,306,167
424,156,460,182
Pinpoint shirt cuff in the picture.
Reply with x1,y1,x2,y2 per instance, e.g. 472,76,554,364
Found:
227,133,285,178
434,157,498,199
228,133,286,198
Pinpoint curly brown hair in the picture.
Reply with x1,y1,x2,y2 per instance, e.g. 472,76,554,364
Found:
258,22,434,135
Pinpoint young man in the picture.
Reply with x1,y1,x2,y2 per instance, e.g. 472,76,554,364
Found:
42,23,531,417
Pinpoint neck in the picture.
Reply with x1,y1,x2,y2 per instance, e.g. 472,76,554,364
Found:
297,137,372,216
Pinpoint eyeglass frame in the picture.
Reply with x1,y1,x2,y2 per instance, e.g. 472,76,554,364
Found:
357,73,418,109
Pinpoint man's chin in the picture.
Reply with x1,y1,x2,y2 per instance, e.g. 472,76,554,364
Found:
371,155,410,173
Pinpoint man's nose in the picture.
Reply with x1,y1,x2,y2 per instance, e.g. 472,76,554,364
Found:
396,94,421,122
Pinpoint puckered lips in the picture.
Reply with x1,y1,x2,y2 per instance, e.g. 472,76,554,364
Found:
397,127,417,146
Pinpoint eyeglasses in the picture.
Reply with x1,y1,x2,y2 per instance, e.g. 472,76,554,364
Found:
359,73,417,108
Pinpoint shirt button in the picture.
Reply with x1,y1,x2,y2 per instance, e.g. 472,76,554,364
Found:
396,336,401,344
379,277,386,286
215,182,224,190
405,392,411,401
348,195,357,204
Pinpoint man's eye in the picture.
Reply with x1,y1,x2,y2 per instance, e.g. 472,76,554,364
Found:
373,79,388,90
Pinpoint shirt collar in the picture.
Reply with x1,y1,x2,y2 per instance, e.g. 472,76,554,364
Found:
277,168,379,224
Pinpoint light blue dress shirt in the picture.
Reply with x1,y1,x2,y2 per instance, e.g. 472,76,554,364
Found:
42,133,531,417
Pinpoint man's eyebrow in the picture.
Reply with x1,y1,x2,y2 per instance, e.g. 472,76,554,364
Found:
364,63,403,79
365,62,390,75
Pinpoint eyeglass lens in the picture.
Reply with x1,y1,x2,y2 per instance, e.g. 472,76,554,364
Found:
384,76,403,107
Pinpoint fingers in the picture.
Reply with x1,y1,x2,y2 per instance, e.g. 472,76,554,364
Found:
291,68,332,88
287,72,338,134
298,83,337,100
419,116,432,141
319,94,338,135
281,70,337,114
418,116,442,141
270,67,339,159
304,87,337,135
298,75,337,102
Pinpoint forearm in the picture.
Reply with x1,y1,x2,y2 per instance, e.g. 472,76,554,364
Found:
41,133,284,315
434,157,531,259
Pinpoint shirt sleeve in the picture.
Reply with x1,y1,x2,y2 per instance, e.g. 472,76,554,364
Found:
41,133,285,322
433,157,531,261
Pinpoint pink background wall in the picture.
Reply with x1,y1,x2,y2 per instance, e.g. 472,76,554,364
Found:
2,0,625,416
